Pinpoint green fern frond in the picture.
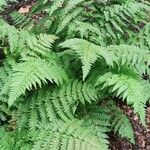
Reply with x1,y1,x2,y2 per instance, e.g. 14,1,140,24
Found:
83,99,135,145
60,38,115,80
0,0,17,10
137,22,150,50
0,20,58,56
95,67,149,125
56,7,83,34
16,80,98,130
92,0,150,42
5,57,67,107
106,44,149,67
49,80,98,120
60,39,148,80
0,100,11,122
10,11,33,28
0,127,34,150
67,20,104,45
107,100,135,144
32,119,104,150
64,0,84,14
83,105,111,149
48,0,65,17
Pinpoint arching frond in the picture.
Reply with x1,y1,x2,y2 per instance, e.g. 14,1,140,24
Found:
0,0,17,10
95,67,150,125
137,22,150,50
107,101,135,144
56,8,83,34
32,119,104,150
16,80,98,130
10,11,33,28
4,57,67,107
60,38,115,80
60,39,149,80
0,20,58,56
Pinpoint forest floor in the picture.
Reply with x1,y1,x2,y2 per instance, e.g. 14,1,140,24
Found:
1,1,150,150
110,105,150,150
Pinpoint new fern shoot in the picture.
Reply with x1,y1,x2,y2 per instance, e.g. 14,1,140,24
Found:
0,0,150,150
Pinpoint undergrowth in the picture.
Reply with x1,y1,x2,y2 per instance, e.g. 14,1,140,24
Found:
0,0,150,149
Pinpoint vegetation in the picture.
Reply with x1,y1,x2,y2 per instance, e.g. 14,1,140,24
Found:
0,0,150,149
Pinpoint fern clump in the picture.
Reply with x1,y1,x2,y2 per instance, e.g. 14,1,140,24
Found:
0,0,150,149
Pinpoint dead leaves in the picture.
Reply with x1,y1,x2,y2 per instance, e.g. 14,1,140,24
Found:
18,5,31,14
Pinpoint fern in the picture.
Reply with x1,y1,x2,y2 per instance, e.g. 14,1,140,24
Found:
0,20,58,56
81,100,135,145
0,0,150,149
48,0,65,17
60,39,149,80
0,127,34,150
60,38,115,80
4,57,67,107
10,11,33,28
0,0,17,10
64,0,84,14
92,0,150,42
16,80,98,130
95,67,150,125
107,101,135,144
32,119,104,150
137,22,150,50
56,7,83,34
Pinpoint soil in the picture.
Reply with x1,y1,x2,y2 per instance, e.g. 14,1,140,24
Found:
110,105,150,150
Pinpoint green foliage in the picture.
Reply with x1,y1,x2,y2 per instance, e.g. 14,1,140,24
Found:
95,67,150,125
15,80,99,131
32,120,104,150
137,22,150,50
0,0,150,149
0,20,58,57
107,101,135,144
60,38,115,80
0,0,17,11
1,57,68,107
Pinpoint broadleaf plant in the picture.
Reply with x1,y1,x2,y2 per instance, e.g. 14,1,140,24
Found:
0,0,150,149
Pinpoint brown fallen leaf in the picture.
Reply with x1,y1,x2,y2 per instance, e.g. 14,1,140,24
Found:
18,5,31,14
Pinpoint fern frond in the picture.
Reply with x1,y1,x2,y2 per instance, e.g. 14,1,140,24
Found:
95,67,150,125
60,38,115,80
0,20,58,56
32,119,104,150
107,100,135,144
137,22,150,50
64,0,84,14
83,105,111,149
0,0,17,10
0,127,34,150
16,80,98,130
56,7,83,34
67,20,104,45
106,44,149,67
5,57,67,107
48,0,65,17
96,0,150,40
60,39,148,80
10,11,33,28
83,99,135,145
49,80,98,120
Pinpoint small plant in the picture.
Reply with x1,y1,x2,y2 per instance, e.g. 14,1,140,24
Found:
0,0,150,149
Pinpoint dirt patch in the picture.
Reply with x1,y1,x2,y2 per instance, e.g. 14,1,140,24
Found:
110,105,150,150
